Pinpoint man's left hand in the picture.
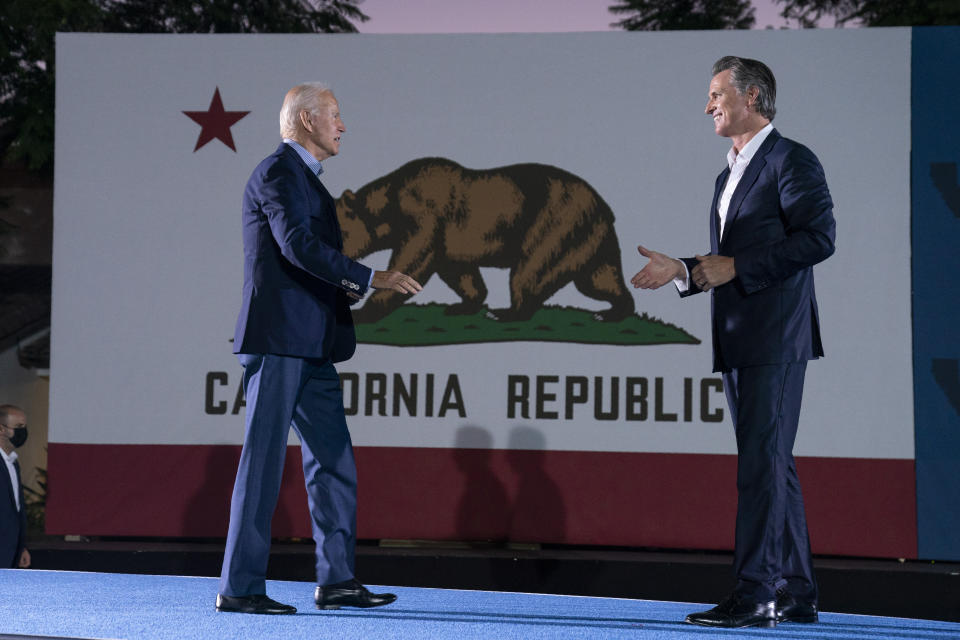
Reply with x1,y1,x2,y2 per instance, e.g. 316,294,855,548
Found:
371,271,423,295
691,254,735,291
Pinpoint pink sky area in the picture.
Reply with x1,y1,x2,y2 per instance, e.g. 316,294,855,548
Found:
358,0,801,33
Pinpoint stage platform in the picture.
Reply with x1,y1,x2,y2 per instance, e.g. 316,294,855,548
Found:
3,568,960,640
20,538,960,624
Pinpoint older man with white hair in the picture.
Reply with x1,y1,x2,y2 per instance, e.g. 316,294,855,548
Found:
216,83,421,615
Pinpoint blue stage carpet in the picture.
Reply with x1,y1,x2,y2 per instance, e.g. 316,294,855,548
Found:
2,569,958,639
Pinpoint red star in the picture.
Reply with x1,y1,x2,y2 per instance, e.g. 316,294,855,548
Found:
183,87,250,152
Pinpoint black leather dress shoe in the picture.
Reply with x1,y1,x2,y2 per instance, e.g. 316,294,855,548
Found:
315,578,397,609
685,593,777,628
776,591,819,623
215,593,296,614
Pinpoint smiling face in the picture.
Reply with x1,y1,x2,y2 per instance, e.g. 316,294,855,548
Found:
705,69,769,150
301,94,345,162
705,69,755,139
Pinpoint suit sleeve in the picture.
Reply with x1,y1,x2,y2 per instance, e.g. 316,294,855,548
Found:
677,256,710,297
733,144,836,294
258,162,372,295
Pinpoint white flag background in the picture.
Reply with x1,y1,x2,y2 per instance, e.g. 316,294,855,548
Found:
47,30,916,556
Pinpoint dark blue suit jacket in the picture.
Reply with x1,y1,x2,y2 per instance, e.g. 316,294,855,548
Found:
233,144,372,361
0,459,26,568
682,129,836,373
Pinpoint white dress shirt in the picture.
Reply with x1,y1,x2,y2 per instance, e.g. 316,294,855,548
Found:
675,123,774,292
0,448,20,511
717,122,774,239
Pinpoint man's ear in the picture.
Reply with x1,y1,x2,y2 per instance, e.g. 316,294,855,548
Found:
298,109,313,132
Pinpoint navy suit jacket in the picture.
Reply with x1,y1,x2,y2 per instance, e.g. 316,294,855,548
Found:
233,144,372,361
681,129,836,373
0,459,26,568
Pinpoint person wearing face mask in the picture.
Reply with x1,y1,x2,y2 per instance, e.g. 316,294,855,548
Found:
0,404,30,569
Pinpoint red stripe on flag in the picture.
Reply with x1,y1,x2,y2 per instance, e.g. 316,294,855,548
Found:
45,443,917,558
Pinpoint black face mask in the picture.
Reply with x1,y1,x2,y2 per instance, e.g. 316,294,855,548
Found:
8,427,27,448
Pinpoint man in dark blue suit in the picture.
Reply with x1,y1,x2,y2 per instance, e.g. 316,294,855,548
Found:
632,56,835,628
1,404,30,569
216,83,422,615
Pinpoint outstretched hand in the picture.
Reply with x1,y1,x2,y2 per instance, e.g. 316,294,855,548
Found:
371,270,423,295
631,245,686,290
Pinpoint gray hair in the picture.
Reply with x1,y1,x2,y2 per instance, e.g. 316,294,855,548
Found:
712,56,776,121
279,82,335,138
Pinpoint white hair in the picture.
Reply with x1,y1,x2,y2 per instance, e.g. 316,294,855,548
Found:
279,82,335,138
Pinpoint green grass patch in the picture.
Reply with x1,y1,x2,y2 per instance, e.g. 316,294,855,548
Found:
355,303,699,347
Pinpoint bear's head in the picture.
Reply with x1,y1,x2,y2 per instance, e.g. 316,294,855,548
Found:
336,187,394,260
336,189,373,260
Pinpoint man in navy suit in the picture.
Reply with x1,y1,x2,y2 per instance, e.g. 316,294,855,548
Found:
1,404,30,569
632,56,835,628
216,83,422,615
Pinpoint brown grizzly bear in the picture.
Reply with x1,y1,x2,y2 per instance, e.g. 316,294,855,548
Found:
336,157,636,323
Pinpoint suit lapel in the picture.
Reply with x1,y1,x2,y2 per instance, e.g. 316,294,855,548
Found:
281,144,344,249
2,459,16,509
710,169,728,254
720,129,780,249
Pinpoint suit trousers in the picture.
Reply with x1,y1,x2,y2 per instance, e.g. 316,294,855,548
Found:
723,362,817,603
219,353,357,597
